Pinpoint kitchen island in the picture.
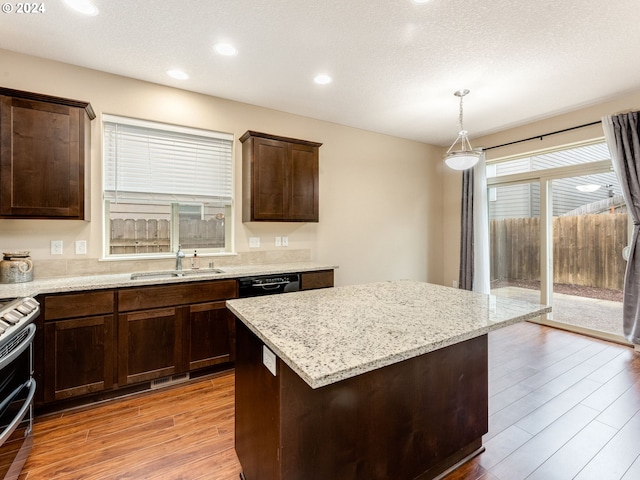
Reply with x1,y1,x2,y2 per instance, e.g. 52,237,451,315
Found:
227,281,551,480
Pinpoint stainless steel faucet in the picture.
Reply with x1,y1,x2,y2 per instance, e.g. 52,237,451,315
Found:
175,245,185,271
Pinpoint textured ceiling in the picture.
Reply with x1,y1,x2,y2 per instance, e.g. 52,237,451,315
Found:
1,0,639,146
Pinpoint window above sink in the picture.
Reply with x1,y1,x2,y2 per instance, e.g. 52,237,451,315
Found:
102,114,235,259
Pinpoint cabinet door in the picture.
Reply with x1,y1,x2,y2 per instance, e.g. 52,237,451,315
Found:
118,307,185,385
187,301,236,370
241,131,321,222
288,143,319,221
252,137,287,220
0,95,86,218
43,315,115,402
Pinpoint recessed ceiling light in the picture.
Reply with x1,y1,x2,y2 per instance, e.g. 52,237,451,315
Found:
314,74,333,85
63,0,99,15
167,69,189,80
214,43,238,56
411,0,431,4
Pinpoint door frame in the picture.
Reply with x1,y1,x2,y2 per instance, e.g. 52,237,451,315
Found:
487,159,631,345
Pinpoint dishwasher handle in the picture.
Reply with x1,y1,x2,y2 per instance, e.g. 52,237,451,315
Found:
251,281,290,288
238,274,301,297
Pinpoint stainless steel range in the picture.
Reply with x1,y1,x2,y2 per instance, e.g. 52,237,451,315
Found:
0,296,39,480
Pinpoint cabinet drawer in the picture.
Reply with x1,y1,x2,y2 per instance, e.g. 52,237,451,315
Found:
301,270,334,290
45,291,115,320
118,280,237,312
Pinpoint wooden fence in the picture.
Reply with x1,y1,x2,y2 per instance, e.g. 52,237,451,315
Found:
110,218,225,254
490,214,628,290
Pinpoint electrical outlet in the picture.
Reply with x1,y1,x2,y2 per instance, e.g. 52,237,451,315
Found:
263,346,277,376
275,236,282,247
452,280,458,288
50,240,63,255
75,240,87,255
249,237,260,248
282,236,288,247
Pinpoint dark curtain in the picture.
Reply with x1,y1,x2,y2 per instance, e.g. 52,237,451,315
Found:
459,168,474,291
607,112,640,344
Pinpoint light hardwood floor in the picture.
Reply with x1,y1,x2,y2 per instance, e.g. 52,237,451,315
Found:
21,322,640,479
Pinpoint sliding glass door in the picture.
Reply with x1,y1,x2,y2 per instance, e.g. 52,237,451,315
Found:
549,173,625,337
488,142,629,343
489,182,541,306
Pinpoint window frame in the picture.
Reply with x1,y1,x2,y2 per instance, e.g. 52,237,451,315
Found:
101,114,235,260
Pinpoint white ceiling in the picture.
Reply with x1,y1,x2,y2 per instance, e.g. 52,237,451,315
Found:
2,0,640,146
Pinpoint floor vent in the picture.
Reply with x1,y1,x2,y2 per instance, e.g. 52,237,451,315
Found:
150,373,190,390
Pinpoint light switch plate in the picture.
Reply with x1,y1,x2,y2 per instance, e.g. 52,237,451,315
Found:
50,240,63,255
263,346,277,376
275,236,282,247
282,236,288,247
249,237,260,248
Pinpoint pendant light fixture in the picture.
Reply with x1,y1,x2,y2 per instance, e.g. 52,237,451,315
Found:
575,183,601,193
575,175,601,192
444,89,481,170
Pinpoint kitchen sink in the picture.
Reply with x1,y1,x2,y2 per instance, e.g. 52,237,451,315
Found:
182,268,225,276
130,268,224,280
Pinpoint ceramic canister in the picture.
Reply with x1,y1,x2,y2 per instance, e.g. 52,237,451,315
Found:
0,251,34,284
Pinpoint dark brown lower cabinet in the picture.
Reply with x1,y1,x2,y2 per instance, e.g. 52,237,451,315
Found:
115,279,238,387
43,315,115,403
235,320,488,480
37,272,330,409
187,301,236,370
118,307,185,385
40,290,115,405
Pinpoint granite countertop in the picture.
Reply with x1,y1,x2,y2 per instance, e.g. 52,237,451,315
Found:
227,280,551,389
0,262,337,298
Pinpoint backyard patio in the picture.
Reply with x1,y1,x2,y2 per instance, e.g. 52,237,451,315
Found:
491,284,624,339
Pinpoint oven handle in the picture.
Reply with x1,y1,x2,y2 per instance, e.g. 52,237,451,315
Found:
0,378,36,445
0,324,36,371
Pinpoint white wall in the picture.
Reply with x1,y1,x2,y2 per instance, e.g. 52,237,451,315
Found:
0,49,443,287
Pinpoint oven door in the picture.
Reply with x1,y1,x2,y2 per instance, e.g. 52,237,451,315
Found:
0,324,36,480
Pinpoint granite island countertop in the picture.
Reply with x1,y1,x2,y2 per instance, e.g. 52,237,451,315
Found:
227,280,551,389
0,262,337,298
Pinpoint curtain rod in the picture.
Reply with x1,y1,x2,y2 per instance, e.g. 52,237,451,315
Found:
483,120,602,151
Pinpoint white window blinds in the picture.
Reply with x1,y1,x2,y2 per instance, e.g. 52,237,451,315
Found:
103,114,234,204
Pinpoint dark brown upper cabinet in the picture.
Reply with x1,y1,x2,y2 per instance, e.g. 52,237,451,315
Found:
0,87,95,219
240,131,321,222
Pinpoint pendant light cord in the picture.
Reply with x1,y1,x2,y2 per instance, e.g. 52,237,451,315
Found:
458,94,465,133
